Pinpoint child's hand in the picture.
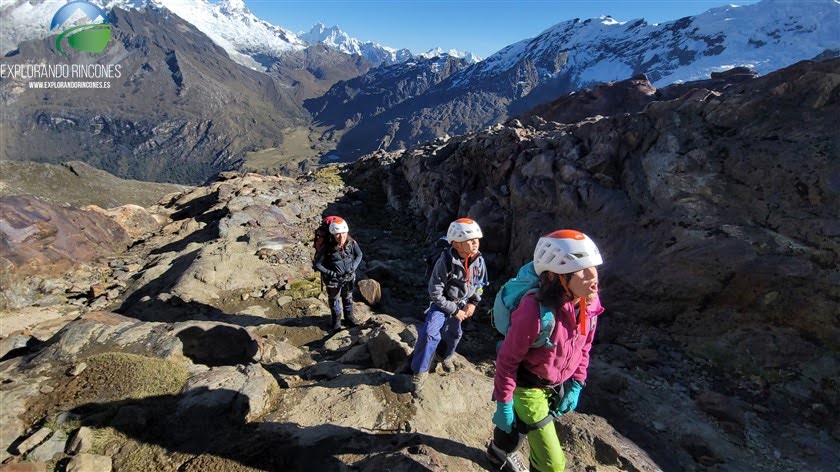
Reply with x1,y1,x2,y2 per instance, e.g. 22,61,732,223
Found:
455,310,468,321
464,303,476,318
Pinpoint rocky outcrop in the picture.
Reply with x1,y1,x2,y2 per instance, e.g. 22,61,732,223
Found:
350,57,840,470
0,196,134,309
383,57,839,340
522,68,758,125
81,204,160,241
0,168,674,471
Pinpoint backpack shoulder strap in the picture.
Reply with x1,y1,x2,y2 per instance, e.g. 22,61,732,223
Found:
532,302,557,349
439,247,453,276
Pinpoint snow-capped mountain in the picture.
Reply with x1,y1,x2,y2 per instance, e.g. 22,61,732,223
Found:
311,0,839,160
298,23,412,66
416,47,481,64
458,0,839,89
0,0,478,71
0,0,307,70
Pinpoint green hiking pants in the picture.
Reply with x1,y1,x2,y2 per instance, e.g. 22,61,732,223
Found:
513,386,566,472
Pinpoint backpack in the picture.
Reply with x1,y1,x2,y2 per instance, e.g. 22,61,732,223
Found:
313,215,341,253
492,262,556,349
423,236,452,283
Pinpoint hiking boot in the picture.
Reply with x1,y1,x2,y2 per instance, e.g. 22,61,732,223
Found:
441,356,456,373
411,372,428,393
486,441,529,472
343,299,360,327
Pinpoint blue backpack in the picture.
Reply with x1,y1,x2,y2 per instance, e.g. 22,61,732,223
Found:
492,262,556,349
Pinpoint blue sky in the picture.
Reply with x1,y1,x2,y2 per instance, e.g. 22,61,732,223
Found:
245,0,763,58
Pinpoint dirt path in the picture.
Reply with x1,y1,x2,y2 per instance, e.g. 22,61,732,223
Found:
0,306,80,340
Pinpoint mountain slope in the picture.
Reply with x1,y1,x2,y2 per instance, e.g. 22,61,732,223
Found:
0,0,307,70
1,0,476,72
0,7,306,184
0,160,189,208
268,44,374,103
304,55,472,157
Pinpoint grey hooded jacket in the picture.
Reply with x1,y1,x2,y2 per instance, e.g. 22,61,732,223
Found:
427,247,488,316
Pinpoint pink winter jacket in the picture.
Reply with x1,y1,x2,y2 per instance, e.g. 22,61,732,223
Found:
493,293,605,403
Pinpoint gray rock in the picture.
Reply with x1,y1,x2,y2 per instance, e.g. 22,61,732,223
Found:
695,391,745,427
178,363,279,422
13,427,51,456
367,328,412,373
27,430,67,462
66,426,94,455
66,453,113,472
0,335,31,359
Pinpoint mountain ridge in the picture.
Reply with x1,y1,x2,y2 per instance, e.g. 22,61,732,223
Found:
314,0,839,159
0,0,478,70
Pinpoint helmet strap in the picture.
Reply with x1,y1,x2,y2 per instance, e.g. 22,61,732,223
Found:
558,274,588,335
557,273,572,297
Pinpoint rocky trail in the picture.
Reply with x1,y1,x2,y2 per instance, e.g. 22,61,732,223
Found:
1,57,838,472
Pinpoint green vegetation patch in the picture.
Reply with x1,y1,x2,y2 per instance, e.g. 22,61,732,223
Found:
71,352,190,406
312,165,344,187
285,275,322,300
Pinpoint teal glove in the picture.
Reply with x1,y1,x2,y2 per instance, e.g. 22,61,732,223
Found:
557,380,583,415
492,401,515,433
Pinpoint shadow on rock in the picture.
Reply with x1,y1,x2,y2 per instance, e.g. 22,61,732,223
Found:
177,325,259,367
67,390,487,471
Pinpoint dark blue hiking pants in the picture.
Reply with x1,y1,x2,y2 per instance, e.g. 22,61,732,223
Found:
411,304,463,374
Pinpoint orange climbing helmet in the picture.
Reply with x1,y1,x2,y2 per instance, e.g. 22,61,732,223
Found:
533,229,602,275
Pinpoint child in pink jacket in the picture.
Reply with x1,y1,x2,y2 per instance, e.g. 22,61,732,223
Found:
488,230,605,472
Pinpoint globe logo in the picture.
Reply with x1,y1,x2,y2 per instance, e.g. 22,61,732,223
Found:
50,1,111,57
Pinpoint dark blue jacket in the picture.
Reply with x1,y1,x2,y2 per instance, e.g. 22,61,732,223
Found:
314,239,363,286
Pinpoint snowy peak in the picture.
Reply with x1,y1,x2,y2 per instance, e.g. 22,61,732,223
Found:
462,0,839,88
299,23,360,54
417,47,482,64
217,0,247,13
299,23,413,66
108,0,308,69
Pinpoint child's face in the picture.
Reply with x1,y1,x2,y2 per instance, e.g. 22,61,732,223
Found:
452,238,480,258
567,266,599,300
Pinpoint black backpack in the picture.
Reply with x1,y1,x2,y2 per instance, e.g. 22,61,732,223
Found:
423,236,451,283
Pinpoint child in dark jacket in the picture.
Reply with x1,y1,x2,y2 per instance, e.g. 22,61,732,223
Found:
410,218,488,393
313,217,363,331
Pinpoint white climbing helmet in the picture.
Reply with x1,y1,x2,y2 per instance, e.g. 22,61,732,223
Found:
446,218,483,243
329,217,349,235
533,229,602,275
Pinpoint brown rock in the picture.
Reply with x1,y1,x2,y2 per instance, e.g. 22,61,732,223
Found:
357,278,382,306
696,391,745,427
81,204,160,241
0,463,48,472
